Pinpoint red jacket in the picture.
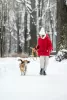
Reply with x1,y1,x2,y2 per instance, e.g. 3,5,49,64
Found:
36,34,53,56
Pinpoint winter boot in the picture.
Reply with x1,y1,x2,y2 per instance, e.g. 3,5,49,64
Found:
40,68,43,75
43,70,46,75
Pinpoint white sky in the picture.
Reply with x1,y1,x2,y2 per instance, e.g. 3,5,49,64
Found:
0,56,67,100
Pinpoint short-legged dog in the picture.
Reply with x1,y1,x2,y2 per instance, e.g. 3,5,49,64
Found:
18,59,30,75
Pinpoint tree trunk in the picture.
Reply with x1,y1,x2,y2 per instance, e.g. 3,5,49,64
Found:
57,0,67,51
24,12,27,53
35,0,39,40
0,1,3,57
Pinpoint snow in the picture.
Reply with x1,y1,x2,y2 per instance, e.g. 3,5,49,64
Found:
61,49,67,52
0,56,67,100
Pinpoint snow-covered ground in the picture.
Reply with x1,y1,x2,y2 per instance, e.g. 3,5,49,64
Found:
0,56,67,100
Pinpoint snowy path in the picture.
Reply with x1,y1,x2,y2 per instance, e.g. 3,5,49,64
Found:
0,57,67,100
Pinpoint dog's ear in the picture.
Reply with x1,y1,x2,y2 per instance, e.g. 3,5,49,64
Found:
18,59,24,64
27,61,30,63
24,60,30,63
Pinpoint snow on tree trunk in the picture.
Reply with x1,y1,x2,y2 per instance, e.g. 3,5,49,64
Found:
35,0,39,40
26,13,31,54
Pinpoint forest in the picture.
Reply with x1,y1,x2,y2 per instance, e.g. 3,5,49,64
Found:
0,0,67,57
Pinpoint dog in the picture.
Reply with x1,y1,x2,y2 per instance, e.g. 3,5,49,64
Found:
18,59,30,75
30,47,38,57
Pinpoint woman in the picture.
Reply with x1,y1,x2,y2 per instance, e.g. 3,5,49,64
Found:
35,27,53,75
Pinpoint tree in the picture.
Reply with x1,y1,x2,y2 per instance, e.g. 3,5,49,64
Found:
16,0,32,53
0,0,7,57
57,0,67,51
